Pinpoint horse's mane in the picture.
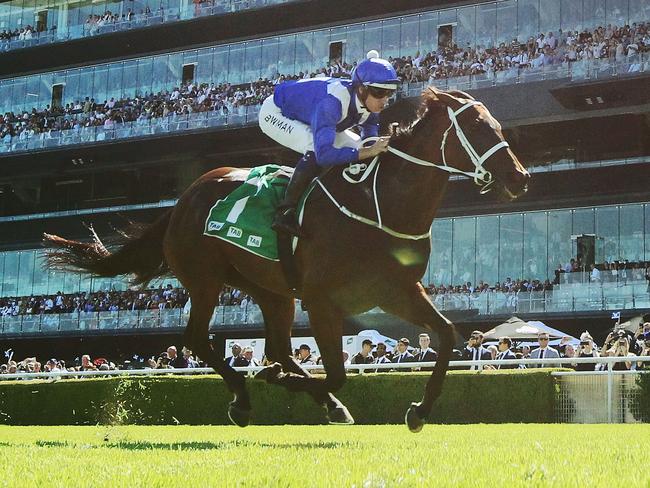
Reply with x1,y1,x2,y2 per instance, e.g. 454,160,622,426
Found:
388,88,475,148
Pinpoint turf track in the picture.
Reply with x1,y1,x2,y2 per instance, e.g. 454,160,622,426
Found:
0,424,647,487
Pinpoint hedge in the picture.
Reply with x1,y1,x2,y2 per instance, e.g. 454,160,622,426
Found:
633,372,650,422
0,370,559,425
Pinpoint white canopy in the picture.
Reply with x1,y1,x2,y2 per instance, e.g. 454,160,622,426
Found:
483,317,579,345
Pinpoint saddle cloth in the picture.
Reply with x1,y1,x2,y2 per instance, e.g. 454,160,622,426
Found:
203,164,294,261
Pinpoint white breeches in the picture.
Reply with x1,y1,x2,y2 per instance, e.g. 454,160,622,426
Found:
258,95,361,156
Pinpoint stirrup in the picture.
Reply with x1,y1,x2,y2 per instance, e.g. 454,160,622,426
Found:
272,208,303,237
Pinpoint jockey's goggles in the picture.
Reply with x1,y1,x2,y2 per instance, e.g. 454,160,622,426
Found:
366,85,397,99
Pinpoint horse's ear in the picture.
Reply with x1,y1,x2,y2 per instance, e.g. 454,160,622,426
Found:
426,87,461,107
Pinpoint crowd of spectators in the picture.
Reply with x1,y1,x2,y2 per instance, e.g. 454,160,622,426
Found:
3,322,650,378
0,284,252,317
1,21,647,149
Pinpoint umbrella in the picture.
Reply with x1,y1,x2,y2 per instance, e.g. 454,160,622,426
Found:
483,316,579,345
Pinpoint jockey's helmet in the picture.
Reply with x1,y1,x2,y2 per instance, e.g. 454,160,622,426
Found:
351,50,400,90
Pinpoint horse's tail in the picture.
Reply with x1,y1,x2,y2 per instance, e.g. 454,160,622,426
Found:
42,210,172,286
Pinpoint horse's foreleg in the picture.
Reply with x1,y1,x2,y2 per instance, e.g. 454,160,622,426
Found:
380,282,456,433
183,286,251,427
255,292,345,414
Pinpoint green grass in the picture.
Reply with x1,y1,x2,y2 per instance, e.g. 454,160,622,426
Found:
0,425,647,487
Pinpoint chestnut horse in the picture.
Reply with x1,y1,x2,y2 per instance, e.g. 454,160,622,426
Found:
43,87,529,432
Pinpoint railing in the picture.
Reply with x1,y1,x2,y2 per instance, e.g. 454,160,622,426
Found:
0,0,297,53
0,105,261,155
431,278,650,315
0,304,310,334
1,279,649,335
1,356,647,423
2,55,648,156
399,55,649,97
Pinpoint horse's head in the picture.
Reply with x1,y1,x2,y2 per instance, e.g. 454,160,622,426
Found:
426,87,530,201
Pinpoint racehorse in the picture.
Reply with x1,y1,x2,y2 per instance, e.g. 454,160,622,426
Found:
43,87,530,432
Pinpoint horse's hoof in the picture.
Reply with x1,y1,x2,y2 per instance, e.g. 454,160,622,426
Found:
254,363,283,382
405,402,425,433
327,405,355,425
228,402,251,428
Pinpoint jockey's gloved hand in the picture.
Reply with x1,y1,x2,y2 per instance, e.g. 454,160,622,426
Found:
359,136,390,161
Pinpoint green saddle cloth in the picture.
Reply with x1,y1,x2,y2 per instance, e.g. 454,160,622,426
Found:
203,164,293,261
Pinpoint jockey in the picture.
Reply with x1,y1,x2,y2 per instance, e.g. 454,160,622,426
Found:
259,50,400,237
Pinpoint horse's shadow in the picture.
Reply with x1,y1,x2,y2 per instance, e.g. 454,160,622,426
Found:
35,439,356,450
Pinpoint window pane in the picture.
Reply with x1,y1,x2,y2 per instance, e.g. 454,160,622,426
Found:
363,20,382,55
136,58,153,96
121,61,138,98
619,204,643,262
295,32,313,76
476,2,497,48
244,40,262,82
278,35,296,77
457,6,476,49
584,0,606,29
518,0,539,41
16,250,35,296
430,219,452,286
196,51,213,85
152,55,169,94
596,206,619,263
419,12,438,54
93,65,109,104
561,0,583,32
499,214,523,281
630,0,650,24
524,212,547,281
228,43,245,84
497,0,517,45
645,204,650,260
548,210,572,273
212,46,229,84
2,251,19,296
64,69,80,107
344,24,364,65
452,217,476,285
381,18,400,59
261,38,280,81
32,251,49,295
311,29,329,74
573,208,595,235
539,0,560,34
607,0,628,25
476,215,499,284
400,16,420,58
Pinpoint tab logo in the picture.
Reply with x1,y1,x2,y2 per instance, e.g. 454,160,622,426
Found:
208,221,224,231
227,226,242,238
247,235,262,248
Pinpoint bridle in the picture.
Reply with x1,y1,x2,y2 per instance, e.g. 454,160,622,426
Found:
316,99,512,241
385,99,510,194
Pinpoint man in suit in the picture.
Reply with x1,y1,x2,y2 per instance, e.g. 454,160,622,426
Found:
224,342,242,368
414,333,437,371
462,330,492,370
530,332,561,367
495,336,518,369
298,344,316,365
392,337,415,369
373,342,392,373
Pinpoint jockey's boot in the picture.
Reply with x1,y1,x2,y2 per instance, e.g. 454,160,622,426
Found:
272,151,320,237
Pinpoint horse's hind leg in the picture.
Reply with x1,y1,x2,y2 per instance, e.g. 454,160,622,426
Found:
379,282,456,433
183,283,251,427
252,289,350,421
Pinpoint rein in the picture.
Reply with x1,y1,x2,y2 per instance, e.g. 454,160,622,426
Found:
320,99,510,240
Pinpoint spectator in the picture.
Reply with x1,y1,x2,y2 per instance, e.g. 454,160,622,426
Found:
167,345,188,368
183,347,199,368
351,339,375,365
413,333,437,363
462,330,491,370
298,344,316,365
234,346,259,367
373,342,392,372
225,343,242,367
530,332,560,367
391,338,415,365
495,336,517,369
604,331,634,370
80,354,97,371
575,332,599,371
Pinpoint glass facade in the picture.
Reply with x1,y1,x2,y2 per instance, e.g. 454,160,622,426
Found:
427,202,650,287
1,201,648,297
0,0,297,51
1,0,648,114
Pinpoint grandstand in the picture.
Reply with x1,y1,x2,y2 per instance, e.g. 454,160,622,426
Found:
0,0,649,364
